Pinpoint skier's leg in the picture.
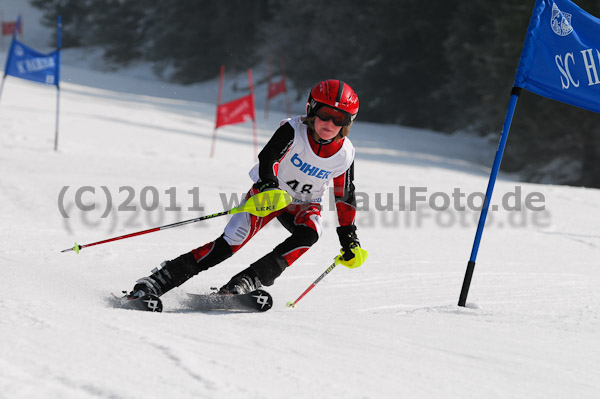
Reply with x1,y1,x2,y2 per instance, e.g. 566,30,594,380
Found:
131,190,281,298
131,235,233,297
273,209,321,265
220,203,322,293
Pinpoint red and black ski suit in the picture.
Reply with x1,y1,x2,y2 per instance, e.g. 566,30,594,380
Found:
138,120,357,295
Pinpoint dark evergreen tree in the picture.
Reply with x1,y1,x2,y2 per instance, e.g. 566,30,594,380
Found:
30,0,93,47
29,0,600,187
357,0,460,127
441,0,600,187
143,0,271,82
30,0,270,80
259,0,369,100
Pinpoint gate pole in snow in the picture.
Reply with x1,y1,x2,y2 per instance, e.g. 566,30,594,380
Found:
0,75,6,104
0,15,19,105
210,65,225,158
54,16,62,152
458,87,521,307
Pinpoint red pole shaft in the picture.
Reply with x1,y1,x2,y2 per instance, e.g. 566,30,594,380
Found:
289,283,317,307
210,127,218,158
61,210,230,253
288,260,338,307
78,227,161,250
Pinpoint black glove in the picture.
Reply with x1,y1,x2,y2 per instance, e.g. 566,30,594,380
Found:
253,179,279,192
337,225,360,261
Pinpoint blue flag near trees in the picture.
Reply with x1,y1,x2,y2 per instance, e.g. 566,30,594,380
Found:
458,0,600,307
515,0,600,114
1,16,62,151
4,40,60,86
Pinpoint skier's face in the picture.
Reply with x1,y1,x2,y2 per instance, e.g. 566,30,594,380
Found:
314,116,342,140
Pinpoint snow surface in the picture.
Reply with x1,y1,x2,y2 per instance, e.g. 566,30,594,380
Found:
1,5,600,399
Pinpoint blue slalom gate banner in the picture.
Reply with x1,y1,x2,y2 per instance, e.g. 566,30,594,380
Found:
515,0,600,114
5,40,60,86
458,0,600,307
0,15,62,151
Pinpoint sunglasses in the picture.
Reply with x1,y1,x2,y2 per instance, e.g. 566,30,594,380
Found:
315,106,352,127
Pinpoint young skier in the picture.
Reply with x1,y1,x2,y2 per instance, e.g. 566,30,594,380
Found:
128,79,365,299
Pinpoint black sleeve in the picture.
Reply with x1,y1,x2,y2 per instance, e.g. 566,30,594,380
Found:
334,161,356,205
257,122,295,184
333,162,357,226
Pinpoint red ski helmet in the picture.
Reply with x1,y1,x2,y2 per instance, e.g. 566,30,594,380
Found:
306,79,359,123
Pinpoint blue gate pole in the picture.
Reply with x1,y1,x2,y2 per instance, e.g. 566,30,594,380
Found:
458,87,522,307
54,15,62,152
0,16,21,104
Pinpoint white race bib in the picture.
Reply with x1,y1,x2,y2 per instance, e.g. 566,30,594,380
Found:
250,116,355,203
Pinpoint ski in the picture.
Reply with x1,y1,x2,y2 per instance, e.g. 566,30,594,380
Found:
108,292,163,312
186,289,273,312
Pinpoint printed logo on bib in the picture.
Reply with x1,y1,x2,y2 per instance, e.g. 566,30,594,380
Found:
290,153,332,179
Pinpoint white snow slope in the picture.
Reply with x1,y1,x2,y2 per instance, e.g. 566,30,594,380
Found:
1,7,600,399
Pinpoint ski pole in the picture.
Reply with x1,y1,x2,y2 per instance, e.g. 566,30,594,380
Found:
286,256,342,308
61,189,292,254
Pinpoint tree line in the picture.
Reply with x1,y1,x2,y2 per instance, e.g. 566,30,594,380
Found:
31,0,600,187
